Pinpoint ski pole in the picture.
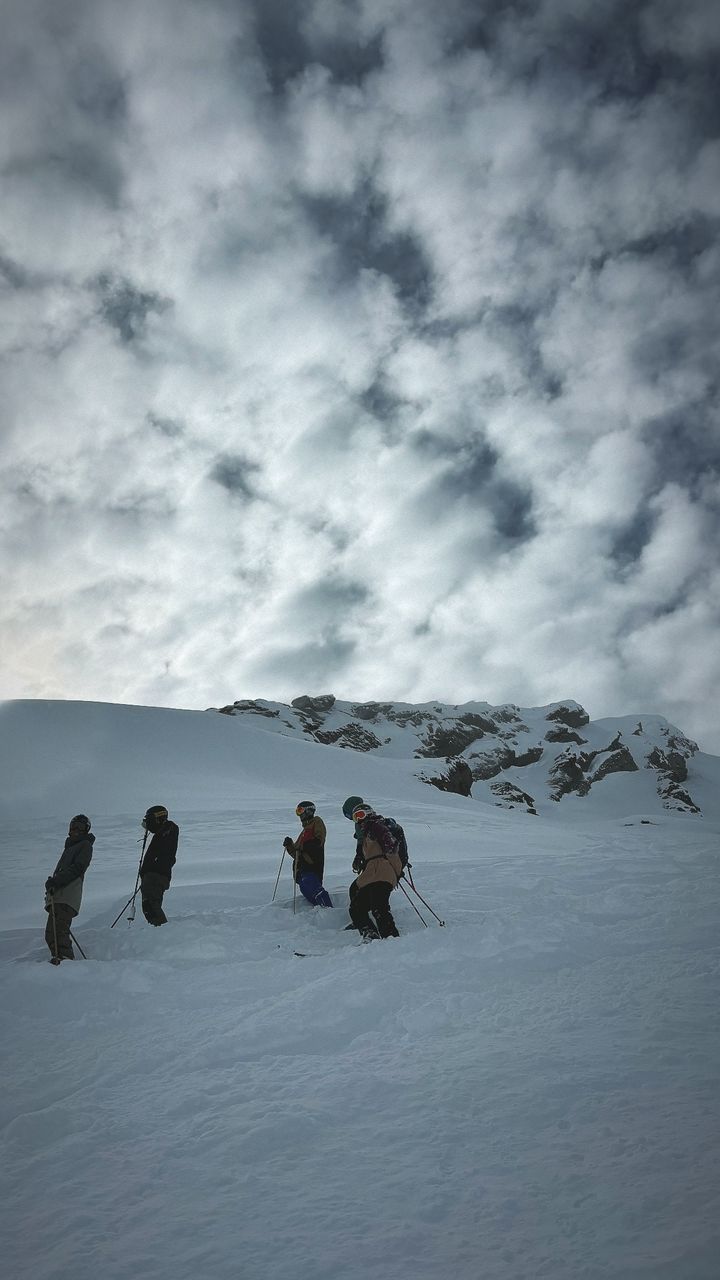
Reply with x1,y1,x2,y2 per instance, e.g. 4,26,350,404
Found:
292,854,297,914
69,929,87,959
271,848,285,902
49,895,61,964
110,892,136,929
110,830,148,928
398,879,428,927
404,879,445,926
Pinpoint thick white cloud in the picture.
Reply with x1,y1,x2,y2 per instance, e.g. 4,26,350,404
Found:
1,0,719,751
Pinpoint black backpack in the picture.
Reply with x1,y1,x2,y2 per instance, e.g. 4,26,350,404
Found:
382,816,409,870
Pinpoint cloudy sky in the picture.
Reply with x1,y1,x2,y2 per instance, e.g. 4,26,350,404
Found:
1,0,719,751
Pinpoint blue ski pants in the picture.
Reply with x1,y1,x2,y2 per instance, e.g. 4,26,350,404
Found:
298,872,333,908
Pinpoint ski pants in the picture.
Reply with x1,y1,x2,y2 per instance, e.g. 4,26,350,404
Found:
298,872,333,908
45,901,75,960
348,881,399,938
141,871,170,926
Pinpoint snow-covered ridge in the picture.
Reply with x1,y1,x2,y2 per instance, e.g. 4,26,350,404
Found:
210,694,706,818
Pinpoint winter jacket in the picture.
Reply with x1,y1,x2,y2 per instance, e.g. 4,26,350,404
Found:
289,816,326,883
354,816,402,891
140,821,179,883
46,833,95,916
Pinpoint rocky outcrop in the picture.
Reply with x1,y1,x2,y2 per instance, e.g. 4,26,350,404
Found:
545,727,587,745
548,751,592,800
420,758,473,797
291,694,336,716
311,723,383,752
415,724,487,759
467,745,516,781
350,701,395,721
458,712,500,735
545,704,590,729
589,746,639,783
647,735,700,812
217,700,279,718
490,781,537,815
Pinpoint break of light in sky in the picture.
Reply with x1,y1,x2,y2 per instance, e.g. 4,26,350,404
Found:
1,0,719,749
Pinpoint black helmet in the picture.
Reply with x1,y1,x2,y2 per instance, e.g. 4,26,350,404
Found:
295,800,316,821
69,814,91,833
143,805,169,833
342,795,364,820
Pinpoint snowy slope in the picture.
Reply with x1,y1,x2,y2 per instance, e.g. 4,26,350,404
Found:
2,698,720,1280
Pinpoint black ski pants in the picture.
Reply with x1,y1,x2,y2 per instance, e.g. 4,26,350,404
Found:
348,881,399,939
45,901,75,960
141,871,170,926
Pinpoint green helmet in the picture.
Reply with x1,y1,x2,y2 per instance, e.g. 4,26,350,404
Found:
342,795,364,820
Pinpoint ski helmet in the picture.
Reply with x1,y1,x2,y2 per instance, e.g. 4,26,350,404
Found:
295,800,316,820
351,803,374,823
143,804,169,832
342,795,364,821
69,814,91,833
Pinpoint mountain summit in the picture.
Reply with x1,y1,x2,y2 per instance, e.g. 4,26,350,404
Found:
211,694,704,818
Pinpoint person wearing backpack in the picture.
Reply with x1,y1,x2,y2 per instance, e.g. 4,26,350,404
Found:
44,815,94,962
345,802,403,940
342,795,410,876
283,800,333,907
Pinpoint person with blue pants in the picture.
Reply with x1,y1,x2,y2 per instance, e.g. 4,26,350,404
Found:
283,800,333,907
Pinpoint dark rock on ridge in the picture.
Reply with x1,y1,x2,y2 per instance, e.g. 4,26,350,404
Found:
545,704,590,729
420,758,474,797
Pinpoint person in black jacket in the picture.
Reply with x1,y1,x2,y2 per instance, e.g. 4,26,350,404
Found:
139,804,179,926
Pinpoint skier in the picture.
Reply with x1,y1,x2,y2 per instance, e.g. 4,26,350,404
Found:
139,805,179,926
345,802,402,940
44,814,94,963
342,794,366,872
283,801,333,907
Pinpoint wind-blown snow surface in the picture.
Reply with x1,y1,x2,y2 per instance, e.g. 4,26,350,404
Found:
1,700,720,1280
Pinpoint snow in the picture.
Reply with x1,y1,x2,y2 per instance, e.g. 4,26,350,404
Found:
1,698,720,1280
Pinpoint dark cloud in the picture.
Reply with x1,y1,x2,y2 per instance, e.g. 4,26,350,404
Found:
619,217,719,272
248,0,383,91
146,413,185,439
302,184,433,310
0,253,29,289
72,53,127,126
414,430,536,546
248,624,359,686
96,275,171,344
209,454,261,500
609,506,658,570
287,578,369,615
358,374,411,423
643,407,720,496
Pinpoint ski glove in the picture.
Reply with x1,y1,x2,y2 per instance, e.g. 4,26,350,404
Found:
45,877,57,893
283,837,294,852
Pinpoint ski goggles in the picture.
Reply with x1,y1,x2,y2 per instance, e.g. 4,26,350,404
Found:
351,806,373,822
